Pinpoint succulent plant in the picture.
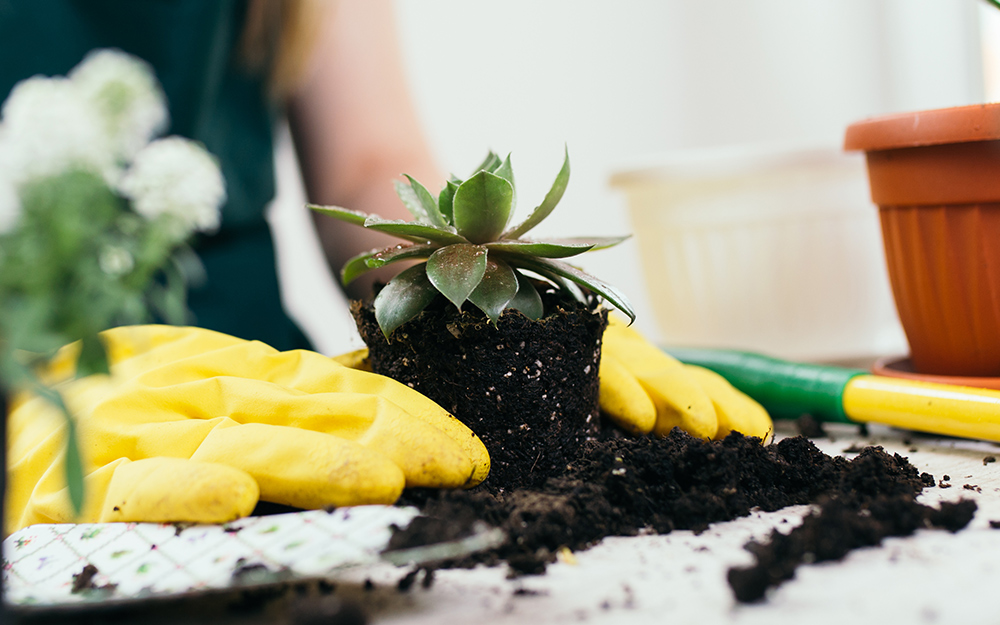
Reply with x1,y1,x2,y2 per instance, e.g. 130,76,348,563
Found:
308,149,634,337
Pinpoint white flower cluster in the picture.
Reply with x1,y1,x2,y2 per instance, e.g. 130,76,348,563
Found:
0,49,224,237
119,137,225,235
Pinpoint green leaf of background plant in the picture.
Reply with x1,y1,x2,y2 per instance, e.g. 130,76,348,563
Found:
374,264,440,338
363,216,468,245
438,180,458,225
468,258,518,325
30,382,85,515
514,256,635,322
75,333,110,377
452,171,513,244
63,414,86,517
503,146,570,239
404,175,448,228
307,204,370,227
425,244,488,310
508,270,544,320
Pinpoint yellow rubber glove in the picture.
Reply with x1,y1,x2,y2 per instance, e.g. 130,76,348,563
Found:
599,316,773,443
7,325,490,533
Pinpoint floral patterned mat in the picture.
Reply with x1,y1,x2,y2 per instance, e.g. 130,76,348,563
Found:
2,506,421,607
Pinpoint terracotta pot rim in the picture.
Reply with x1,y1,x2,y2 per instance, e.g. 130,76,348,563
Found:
872,356,1000,390
844,102,1000,152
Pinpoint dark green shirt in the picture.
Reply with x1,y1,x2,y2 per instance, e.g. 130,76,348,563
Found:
0,0,311,350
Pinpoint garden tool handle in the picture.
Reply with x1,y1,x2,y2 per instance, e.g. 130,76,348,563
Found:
666,347,862,423
668,347,1000,443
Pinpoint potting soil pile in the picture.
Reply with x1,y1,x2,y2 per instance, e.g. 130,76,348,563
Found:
390,427,976,602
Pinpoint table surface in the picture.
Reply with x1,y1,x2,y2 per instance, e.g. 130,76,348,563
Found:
333,420,1000,625
8,420,1000,624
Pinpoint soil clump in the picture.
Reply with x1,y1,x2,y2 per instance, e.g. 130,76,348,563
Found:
353,291,607,491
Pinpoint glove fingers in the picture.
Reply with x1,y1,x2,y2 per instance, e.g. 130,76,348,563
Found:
7,455,260,533
641,373,718,440
120,336,491,487
683,365,774,444
100,457,259,524
598,354,656,434
189,422,405,509
315,364,490,487
603,321,718,440
88,378,477,489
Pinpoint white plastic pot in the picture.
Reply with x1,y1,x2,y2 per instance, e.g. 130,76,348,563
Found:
610,144,907,363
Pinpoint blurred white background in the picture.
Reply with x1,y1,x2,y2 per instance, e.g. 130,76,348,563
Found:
269,0,991,359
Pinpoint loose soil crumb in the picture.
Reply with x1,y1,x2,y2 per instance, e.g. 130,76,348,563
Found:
71,564,118,595
795,415,827,439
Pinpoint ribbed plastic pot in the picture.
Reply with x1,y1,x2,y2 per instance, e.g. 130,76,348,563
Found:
845,103,1000,376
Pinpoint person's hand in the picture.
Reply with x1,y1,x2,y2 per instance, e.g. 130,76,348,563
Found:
599,316,773,442
7,325,489,533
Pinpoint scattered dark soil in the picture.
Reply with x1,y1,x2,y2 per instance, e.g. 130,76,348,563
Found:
728,497,977,602
353,290,607,491
391,429,972,597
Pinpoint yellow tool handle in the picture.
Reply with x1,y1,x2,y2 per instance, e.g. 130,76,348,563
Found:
843,374,1000,442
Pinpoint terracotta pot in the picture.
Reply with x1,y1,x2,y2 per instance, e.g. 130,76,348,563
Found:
845,103,1000,377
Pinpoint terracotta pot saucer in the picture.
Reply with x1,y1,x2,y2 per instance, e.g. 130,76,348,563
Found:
872,355,1000,391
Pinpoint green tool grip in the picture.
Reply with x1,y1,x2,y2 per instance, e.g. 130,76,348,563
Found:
666,347,866,423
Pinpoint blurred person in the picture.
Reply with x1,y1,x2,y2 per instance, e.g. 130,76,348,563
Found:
0,0,439,350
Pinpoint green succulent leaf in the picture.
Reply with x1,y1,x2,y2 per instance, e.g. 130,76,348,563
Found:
307,204,369,227
487,236,628,259
508,270,544,320
438,180,458,225
393,180,429,223
341,250,377,286
341,243,436,286
425,244,488,310
493,154,517,213
503,146,570,239
363,216,468,245
404,175,449,228
473,151,502,174
374,264,439,338
452,171,513,244
468,257,519,325
514,256,635,322
367,242,437,269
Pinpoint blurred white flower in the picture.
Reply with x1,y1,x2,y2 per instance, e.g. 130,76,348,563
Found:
0,76,115,185
118,136,225,236
70,49,169,162
98,245,135,276
0,176,20,233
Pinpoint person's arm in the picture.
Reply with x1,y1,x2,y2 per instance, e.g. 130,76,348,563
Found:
288,0,441,301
